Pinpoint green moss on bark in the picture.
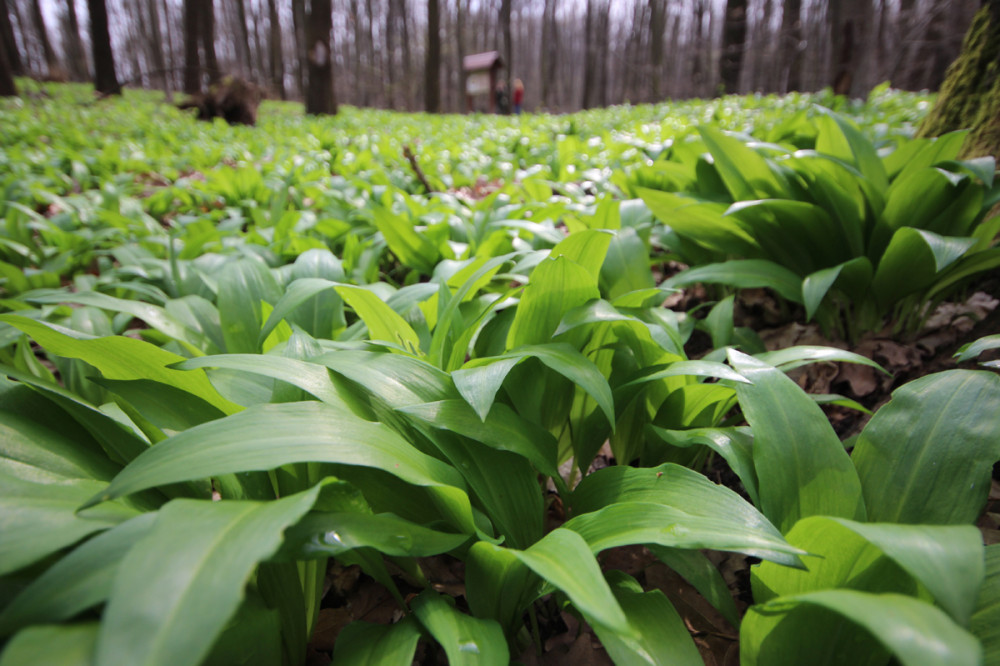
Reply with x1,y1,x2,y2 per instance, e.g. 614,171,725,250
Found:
918,3,1000,158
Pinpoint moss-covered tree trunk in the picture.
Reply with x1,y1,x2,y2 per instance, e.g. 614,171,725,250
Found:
918,0,1000,158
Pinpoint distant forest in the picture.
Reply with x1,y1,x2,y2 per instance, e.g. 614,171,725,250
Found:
0,0,981,112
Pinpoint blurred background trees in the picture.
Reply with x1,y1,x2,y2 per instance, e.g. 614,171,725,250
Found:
0,0,983,113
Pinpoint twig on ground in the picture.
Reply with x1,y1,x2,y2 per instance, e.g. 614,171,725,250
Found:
403,143,435,193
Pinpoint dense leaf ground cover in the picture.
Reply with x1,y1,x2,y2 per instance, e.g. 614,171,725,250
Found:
1,82,999,666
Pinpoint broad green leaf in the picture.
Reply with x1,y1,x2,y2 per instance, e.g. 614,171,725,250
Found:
816,110,889,192
802,257,873,321
752,516,984,624
0,470,140,576
663,259,803,303
620,359,750,390
971,544,1000,665
398,399,560,478
700,126,788,200
96,378,227,434
872,228,975,310
0,513,156,636
513,528,634,636
258,278,343,344
455,343,614,428
95,486,322,666
955,334,1000,363
279,511,468,558
596,570,703,666
651,546,741,629
332,618,422,666
371,204,439,275
551,229,613,281
410,591,508,666
0,623,98,666
853,370,1000,525
335,285,422,354
729,349,865,533
741,590,981,666
0,315,241,415
637,188,759,256
599,228,655,300
465,542,543,637
81,401,475,534
569,463,802,566
217,258,281,353
506,255,600,349
755,345,887,374
647,427,759,506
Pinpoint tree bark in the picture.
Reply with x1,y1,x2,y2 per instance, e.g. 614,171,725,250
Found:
234,0,253,77
183,0,200,93
267,0,284,98
87,0,121,94
919,1,1000,158
500,0,511,92
719,0,746,94
581,0,595,108
62,0,88,81
425,0,440,112
29,0,62,78
305,0,336,114
539,0,557,108
145,0,169,92
201,0,219,83
782,0,802,91
0,6,15,95
0,0,21,76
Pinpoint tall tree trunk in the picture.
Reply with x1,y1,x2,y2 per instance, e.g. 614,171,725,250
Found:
539,0,557,108
63,0,88,80
183,0,200,93
829,0,872,96
648,0,666,101
305,0,336,114
291,0,306,95
919,0,1000,158
29,0,61,78
87,0,121,94
454,0,467,112
145,0,169,92
719,0,746,94
267,0,284,98
500,0,511,92
0,5,15,95
161,0,177,91
201,0,219,83
782,0,802,91
581,0,596,108
234,0,252,77
425,0,440,112
0,0,22,76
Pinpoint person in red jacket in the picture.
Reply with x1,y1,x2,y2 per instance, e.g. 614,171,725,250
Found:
513,79,524,115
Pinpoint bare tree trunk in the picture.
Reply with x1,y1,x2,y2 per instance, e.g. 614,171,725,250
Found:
305,0,336,114
291,0,306,95
233,0,252,77
0,4,15,95
0,0,21,76
87,0,120,94
29,0,62,78
267,0,284,97
648,0,665,101
144,0,169,92
454,0,466,111
426,0,441,111
183,0,200,93
719,0,746,94
581,0,595,108
539,0,557,108
62,0,88,80
201,0,219,83
500,0,511,92
782,0,802,91
160,0,177,91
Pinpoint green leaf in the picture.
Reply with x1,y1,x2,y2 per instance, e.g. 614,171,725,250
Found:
663,260,804,303
595,570,703,666
506,256,601,349
637,188,758,256
955,334,1000,363
258,278,344,345
372,204,439,275
599,228,655,300
647,546,741,628
335,285,422,354
513,528,634,636
741,590,981,666
95,486,323,666
752,516,984,625
700,126,788,200
816,110,889,192
217,258,281,353
410,591,508,666
569,463,802,566
729,349,865,533
872,228,976,310
0,623,98,666
0,315,241,415
82,401,475,534
754,345,887,375
646,427,759,506
332,618,422,666
802,257,873,321
465,542,543,637
971,544,1000,665
852,370,1000,525
279,511,468,558
551,229,613,281
0,514,156,636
